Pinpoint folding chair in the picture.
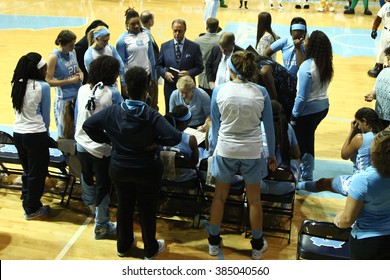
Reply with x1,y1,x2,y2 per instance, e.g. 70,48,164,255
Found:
199,157,247,232
158,150,203,227
57,138,82,207
245,166,296,243
0,131,71,204
297,219,351,260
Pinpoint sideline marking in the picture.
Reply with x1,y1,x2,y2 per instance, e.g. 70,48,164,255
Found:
55,216,93,260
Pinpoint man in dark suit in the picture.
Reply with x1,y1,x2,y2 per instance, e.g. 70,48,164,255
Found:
206,32,243,92
75,20,108,84
141,10,160,111
156,19,204,112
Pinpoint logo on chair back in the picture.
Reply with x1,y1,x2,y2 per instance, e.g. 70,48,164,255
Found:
310,237,345,249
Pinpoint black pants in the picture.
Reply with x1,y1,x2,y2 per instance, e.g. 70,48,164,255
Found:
13,132,49,214
293,108,328,157
350,234,390,259
109,160,163,258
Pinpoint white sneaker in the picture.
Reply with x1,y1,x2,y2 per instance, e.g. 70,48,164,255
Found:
329,6,335,12
317,6,324,12
144,239,165,260
278,3,283,10
252,239,268,260
209,243,220,256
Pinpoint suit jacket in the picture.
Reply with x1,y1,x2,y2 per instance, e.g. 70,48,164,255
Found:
206,44,243,84
156,38,204,99
75,35,89,84
194,32,220,89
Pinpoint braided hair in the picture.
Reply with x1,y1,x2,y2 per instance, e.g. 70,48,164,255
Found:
11,52,46,113
305,30,334,86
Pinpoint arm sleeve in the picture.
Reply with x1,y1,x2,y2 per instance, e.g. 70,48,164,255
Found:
209,86,221,154
188,44,204,77
111,87,124,104
169,90,178,113
156,44,167,78
260,87,275,158
292,60,312,118
153,112,182,146
111,46,127,86
83,49,92,73
147,33,157,80
115,33,127,66
269,37,286,53
40,82,51,130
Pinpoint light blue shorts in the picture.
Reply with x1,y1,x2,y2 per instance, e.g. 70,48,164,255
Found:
332,174,352,196
211,154,267,184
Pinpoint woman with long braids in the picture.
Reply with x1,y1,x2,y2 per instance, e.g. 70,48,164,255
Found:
290,30,334,182
208,50,277,260
74,55,123,239
11,52,51,220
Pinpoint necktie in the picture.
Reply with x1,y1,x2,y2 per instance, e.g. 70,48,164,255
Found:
175,42,181,61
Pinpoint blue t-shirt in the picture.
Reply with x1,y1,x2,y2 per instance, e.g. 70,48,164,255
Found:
348,166,390,239
270,37,305,76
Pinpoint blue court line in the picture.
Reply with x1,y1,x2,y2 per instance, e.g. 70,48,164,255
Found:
0,15,85,30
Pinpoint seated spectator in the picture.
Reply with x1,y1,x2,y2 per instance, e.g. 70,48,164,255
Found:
297,107,384,195
169,75,210,130
261,100,301,195
334,129,390,259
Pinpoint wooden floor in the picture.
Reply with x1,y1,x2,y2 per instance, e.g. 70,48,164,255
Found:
0,0,378,260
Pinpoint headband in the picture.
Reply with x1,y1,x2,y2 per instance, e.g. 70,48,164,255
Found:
228,56,244,80
291,24,306,31
36,58,46,70
174,111,192,122
93,27,110,38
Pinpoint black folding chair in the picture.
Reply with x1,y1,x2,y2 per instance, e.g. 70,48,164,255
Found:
0,131,71,204
297,219,351,260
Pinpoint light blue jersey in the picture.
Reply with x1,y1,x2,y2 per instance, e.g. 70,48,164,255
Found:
52,49,81,138
270,37,305,76
348,166,390,239
84,44,126,86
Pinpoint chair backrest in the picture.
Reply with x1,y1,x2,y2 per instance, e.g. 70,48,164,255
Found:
299,219,351,241
0,131,14,144
160,150,198,181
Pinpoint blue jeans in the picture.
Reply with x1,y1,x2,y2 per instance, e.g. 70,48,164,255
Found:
13,132,49,214
77,151,111,226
